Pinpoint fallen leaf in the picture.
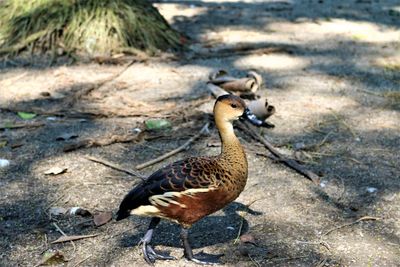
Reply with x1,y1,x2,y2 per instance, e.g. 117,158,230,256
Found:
44,167,67,175
145,119,171,130
17,112,37,120
94,211,112,226
240,234,257,245
56,133,78,141
39,250,66,266
0,140,7,148
49,207,67,216
51,234,99,244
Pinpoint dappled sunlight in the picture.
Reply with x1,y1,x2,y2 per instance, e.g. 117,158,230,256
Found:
268,19,400,44
332,232,400,264
352,109,400,131
156,2,208,22
234,53,309,72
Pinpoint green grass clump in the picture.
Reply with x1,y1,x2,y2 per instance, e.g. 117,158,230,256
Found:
0,0,181,57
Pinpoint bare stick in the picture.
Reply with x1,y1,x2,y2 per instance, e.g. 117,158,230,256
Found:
233,211,246,245
72,255,92,267
64,132,142,152
190,44,293,60
239,122,321,185
322,216,380,236
136,122,210,170
268,256,309,262
52,222,76,258
51,234,99,244
0,122,45,130
84,155,145,180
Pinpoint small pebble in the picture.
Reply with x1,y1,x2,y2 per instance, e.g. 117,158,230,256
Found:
132,128,142,134
366,187,378,193
0,159,10,168
320,181,327,188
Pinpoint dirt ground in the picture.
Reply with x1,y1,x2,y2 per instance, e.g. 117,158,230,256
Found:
1,0,399,266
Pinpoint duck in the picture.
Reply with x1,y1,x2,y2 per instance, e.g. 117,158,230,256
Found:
116,94,271,265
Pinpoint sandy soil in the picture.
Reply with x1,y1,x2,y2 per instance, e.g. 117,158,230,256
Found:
1,0,399,266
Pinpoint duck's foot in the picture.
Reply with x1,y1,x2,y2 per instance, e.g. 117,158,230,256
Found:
185,251,223,265
142,242,176,264
180,227,223,265
139,218,175,264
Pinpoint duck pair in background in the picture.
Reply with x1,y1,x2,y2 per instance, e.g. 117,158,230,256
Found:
116,94,273,265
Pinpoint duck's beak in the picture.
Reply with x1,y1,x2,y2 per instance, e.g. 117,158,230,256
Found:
241,108,275,128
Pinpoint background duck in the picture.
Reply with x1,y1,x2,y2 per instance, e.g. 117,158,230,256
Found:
116,94,265,265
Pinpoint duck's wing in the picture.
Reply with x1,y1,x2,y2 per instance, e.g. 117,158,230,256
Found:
116,157,216,220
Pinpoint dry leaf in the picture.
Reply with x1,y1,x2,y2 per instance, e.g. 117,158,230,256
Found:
94,211,112,226
39,250,66,266
44,167,67,175
240,234,257,245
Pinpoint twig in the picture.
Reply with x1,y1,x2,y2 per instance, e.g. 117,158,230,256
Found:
268,255,309,262
72,255,92,267
52,222,76,260
239,122,321,185
302,131,333,151
357,89,385,97
295,240,331,251
0,122,45,130
336,176,346,201
329,111,357,138
189,44,293,60
233,211,246,245
73,60,136,100
135,122,210,170
316,258,328,267
248,254,261,267
51,234,99,244
322,216,380,236
84,155,145,180
63,132,143,152
345,157,364,165
0,72,28,86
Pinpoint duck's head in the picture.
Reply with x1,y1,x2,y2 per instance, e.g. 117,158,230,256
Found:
214,94,274,128
214,94,247,122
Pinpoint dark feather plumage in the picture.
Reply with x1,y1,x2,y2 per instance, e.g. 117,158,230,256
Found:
116,157,214,221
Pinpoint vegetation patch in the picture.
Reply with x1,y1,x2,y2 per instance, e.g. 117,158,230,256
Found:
0,0,181,58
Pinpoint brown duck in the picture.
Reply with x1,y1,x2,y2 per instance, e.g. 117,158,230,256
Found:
116,94,272,265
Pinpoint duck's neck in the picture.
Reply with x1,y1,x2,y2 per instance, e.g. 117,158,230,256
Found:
216,119,246,162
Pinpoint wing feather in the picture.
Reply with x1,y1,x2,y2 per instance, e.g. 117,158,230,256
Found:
116,157,214,220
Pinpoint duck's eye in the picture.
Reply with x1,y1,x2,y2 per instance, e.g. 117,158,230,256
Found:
230,103,238,108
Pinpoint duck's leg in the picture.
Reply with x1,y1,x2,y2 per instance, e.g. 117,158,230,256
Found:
180,227,222,265
140,217,175,264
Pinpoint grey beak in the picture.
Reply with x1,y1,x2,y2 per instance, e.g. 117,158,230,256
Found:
241,108,275,128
